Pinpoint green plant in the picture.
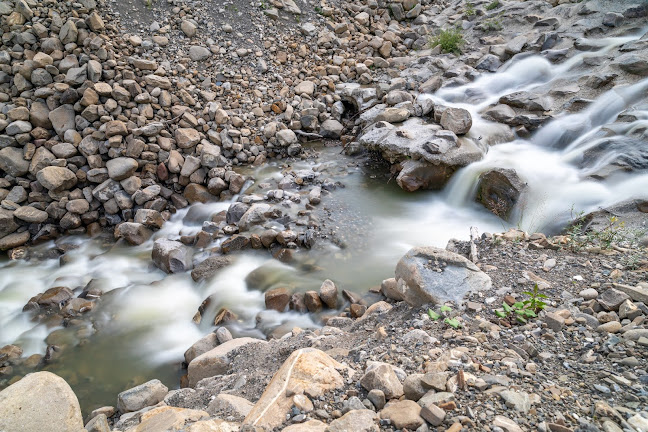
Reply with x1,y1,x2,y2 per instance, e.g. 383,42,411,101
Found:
495,301,537,324
481,16,502,31
464,1,475,16
522,284,548,313
428,27,464,54
565,207,647,253
428,305,462,328
314,6,323,14
485,0,500,10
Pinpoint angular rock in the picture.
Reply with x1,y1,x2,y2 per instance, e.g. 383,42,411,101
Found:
191,256,232,281
359,364,404,400
477,168,526,218
440,107,472,135
326,410,379,432
379,400,424,430
244,348,346,429
36,166,77,191
395,246,492,306
152,239,193,273
188,338,267,387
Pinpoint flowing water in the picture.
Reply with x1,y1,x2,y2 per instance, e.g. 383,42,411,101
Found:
1,28,648,413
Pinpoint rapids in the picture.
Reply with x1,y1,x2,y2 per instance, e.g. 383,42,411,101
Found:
1,26,648,414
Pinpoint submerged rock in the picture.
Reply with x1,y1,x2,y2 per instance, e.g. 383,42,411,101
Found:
395,246,492,306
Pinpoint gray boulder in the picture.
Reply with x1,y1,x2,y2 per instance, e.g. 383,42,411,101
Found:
117,379,168,413
152,239,193,273
477,168,526,218
440,108,472,135
395,247,492,306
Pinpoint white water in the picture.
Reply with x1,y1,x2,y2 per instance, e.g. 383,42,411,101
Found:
1,26,648,411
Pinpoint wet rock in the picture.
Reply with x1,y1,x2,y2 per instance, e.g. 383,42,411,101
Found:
395,246,492,306
359,364,404,400
320,119,344,139
37,286,73,308
359,119,483,190
184,333,219,364
265,287,290,312
191,256,232,281
0,371,83,432
221,235,250,254
616,53,648,76
477,168,527,218
152,239,193,273
117,379,168,413
188,338,266,387
243,349,346,429
304,291,323,312
115,222,152,246
440,108,472,135
319,279,338,309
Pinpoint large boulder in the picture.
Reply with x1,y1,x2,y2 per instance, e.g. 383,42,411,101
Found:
152,239,193,273
244,348,346,429
188,337,267,387
358,118,484,191
476,168,526,218
0,371,84,432
395,247,492,306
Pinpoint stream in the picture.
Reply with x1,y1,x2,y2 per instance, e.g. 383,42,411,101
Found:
1,29,648,414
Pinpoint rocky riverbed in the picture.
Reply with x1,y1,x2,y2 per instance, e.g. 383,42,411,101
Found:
1,0,648,430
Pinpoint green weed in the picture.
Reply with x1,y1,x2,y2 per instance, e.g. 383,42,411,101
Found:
485,0,500,10
428,27,464,54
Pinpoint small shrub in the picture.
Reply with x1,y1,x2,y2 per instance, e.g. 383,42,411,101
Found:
428,28,464,54
481,17,502,31
485,0,500,10
464,1,475,16
565,207,647,253
494,284,546,324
